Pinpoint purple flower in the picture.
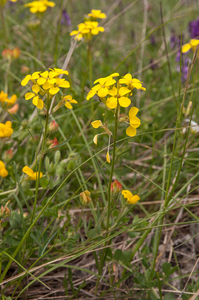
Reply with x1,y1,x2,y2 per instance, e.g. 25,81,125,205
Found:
170,33,178,49
61,9,71,27
150,35,156,46
189,18,199,39
176,57,190,82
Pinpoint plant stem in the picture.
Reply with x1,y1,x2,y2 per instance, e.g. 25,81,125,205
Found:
0,7,8,45
31,97,50,222
107,106,118,232
95,106,119,295
88,42,93,115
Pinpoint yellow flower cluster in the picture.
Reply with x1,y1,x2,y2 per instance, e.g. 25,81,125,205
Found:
88,73,145,137
70,9,106,41
24,0,55,14
21,68,72,109
87,73,145,109
0,121,13,138
0,91,17,107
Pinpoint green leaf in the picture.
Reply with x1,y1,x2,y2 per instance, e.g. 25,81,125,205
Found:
87,229,98,239
114,249,123,261
164,293,175,300
121,251,132,265
162,262,171,275
40,178,49,188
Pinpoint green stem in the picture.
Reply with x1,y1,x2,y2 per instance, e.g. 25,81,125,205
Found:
88,42,93,115
0,7,8,45
95,106,119,295
31,97,50,222
107,107,118,232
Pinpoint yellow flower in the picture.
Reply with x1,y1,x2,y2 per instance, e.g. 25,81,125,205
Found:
87,9,106,20
106,86,131,109
87,73,119,100
36,71,70,95
62,95,77,109
22,166,43,180
119,74,146,91
126,107,141,137
0,161,8,178
0,91,17,107
25,84,44,109
0,121,13,138
182,39,199,53
70,21,104,41
21,72,40,86
122,190,140,204
91,120,112,163
24,0,55,14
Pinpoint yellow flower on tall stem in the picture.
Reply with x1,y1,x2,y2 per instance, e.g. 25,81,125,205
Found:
106,86,131,109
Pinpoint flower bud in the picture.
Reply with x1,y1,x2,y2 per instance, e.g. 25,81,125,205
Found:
3,149,13,161
7,103,19,114
49,121,59,132
21,65,30,74
80,190,91,205
111,179,122,194
47,137,59,149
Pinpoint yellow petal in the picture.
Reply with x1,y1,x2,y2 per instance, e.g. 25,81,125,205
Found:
91,120,102,128
128,195,140,204
25,92,35,100
130,116,141,128
93,134,98,145
32,84,40,93
182,43,191,53
122,190,133,200
106,152,110,163
119,96,131,107
22,166,34,176
21,75,31,86
126,126,136,137
0,168,8,177
106,97,117,109
97,87,108,98
49,87,59,95
129,107,139,118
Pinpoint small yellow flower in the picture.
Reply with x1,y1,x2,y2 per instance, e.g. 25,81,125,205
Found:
25,84,44,109
70,21,104,41
122,190,140,204
0,161,8,178
91,120,112,163
87,9,106,20
21,72,40,86
182,39,199,53
119,74,146,91
126,107,141,137
87,73,119,100
106,86,131,109
62,95,77,109
0,121,13,138
22,166,43,180
24,0,55,14
0,91,17,107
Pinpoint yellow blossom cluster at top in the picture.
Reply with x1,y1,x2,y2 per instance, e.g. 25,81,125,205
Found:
24,0,55,14
70,9,106,41
21,68,77,109
87,73,145,109
88,73,145,163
